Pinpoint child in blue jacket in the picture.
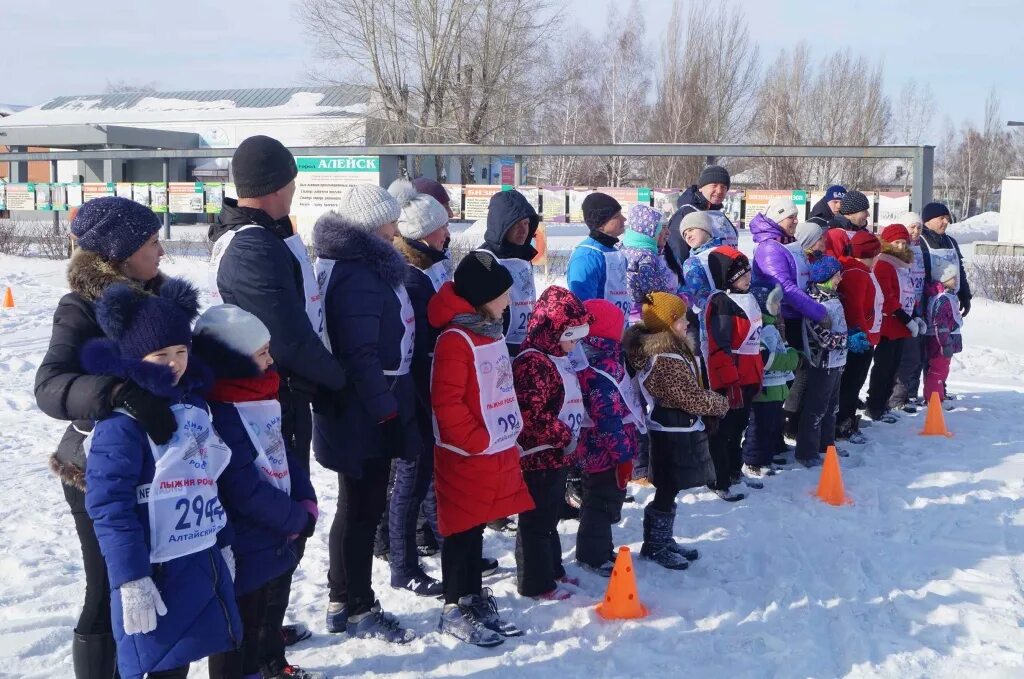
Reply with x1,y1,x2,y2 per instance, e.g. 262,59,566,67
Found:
83,279,241,679
193,305,320,679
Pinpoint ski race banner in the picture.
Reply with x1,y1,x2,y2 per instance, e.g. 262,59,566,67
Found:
292,155,380,238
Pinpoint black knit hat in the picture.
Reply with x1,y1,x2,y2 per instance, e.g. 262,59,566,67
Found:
454,251,514,307
231,135,298,199
697,165,731,189
839,190,870,215
921,202,951,223
582,192,623,230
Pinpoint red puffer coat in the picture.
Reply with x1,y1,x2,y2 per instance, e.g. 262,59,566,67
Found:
873,251,913,340
838,257,882,346
428,282,534,536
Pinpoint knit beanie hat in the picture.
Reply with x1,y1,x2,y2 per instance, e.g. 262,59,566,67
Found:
194,304,271,357
850,230,882,259
809,255,842,284
94,278,200,360
824,185,847,201
922,202,951,223
231,135,298,199
642,292,688,333
880,223,910,244
583,299,625,342
71,196,161,261
765,197,798,223
933,261,959,284
625,204,664,238
412,177,451,209
795,221,823,251
582,192,623,230
388,179,449,241
899,211,923,228
680,210,713,235
697,165,731,189
333,184,401,233
839,190,870,215
454,250,514,307
707,245,750,290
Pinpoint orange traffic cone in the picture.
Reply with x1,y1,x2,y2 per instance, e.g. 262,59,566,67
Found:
596,546,649,620
920,392,953,437
1,287,13,309
815,445,852,506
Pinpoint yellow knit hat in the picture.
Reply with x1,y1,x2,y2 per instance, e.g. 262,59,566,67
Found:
642,292,688,333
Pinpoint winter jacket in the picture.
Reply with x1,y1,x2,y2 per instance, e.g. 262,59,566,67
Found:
193,333,316,597
575,336,641,474
802,285,849,369
703,249,766,394
920,227,973,309
808,196,836,228
623,324,726,490
750,213,827,323
621,240,678,319
753,317,801,403
873,249,914,340
925,282,964,358
210,199,346,401
680,236,725,310
514,286,592,472
427,282,535,536
478,190,540,353
82,352,240,679
838,257,881,346
312,221,418,478
567,230,621,303
665,185,738,279
34,249,165,491
822,215,866,259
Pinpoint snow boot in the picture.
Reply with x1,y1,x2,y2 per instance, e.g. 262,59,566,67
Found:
281,623,312,647
324,602,348,634
640,505,690,570
72,632,117,679
577,559,615,577
438,599,504,648
391,568,443,597
481,556,499,577
471,588,524,637
486,517,517,534
346,600,415,643
262,660,324,679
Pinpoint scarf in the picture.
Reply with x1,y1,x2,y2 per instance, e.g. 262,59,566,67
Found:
621,228,660,252
452,312,505,340
207,369,281,404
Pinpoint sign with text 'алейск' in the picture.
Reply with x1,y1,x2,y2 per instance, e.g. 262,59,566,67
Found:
293,156,381,239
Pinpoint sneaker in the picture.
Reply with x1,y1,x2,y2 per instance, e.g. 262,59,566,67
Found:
281,623,312,647
470,588,524,637
742,464,776,478
577,560,615,577
713,489,745,502
557,574,581,587
438,601,504,648
263,661,324,679
534,584,574,601
486,517,517,534
742,477,764,490
346,601,415,643
324,602,347,634
797,456,822,468
481,557,499,577
391,569,443,597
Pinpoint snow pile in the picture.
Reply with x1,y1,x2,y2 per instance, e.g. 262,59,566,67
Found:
949,211,999,243
132,97,237,113
3,253,1024,677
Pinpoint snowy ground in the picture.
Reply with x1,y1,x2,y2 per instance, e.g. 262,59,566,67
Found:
3,251,1024,679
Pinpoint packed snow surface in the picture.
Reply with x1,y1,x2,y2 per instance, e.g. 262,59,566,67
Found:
2,252,1024,678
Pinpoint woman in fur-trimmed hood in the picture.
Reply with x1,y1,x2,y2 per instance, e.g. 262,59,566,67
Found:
32,196,178,675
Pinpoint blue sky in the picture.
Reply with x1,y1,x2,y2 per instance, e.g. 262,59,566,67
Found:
2,0,1019,140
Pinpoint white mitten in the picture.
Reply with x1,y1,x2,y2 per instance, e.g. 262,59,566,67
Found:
905,319,920,337
917,318,929,336
120,576,167,635
221,545,235,582
766,285,784,317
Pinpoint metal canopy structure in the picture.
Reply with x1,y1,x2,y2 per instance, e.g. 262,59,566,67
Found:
0,125,202,149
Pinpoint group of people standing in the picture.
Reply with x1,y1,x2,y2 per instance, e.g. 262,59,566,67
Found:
36,134,971,679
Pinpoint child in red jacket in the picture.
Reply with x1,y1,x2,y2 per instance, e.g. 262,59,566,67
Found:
836,230,882,443
703,246,764,502
429,252,535,648
866,224,926,423
513,285,593,600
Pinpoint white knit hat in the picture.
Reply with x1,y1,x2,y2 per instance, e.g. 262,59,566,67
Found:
388,179,449,241
933,261,959,284
333,184,401,232
680,210,712,235
194,304,271,357
765,197,798,223
899,211,923,228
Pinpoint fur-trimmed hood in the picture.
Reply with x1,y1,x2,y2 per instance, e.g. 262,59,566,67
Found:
623,323,696,373
66,248,164,302
395,236,446,272
312,216,407,287
80,339,213,400
879,243,912,265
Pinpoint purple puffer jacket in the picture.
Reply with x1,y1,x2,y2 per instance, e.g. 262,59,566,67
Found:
750,213,827,323
574,336,640,474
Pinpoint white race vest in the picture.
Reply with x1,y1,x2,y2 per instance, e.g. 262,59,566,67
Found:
516,349,590,454
909,243,926,297
233,399,290,495
691,248,716,312
760,325,793,387
432,329,522,456
784,241,810,291
927,244,962,294
576,244,632,318
725,291,764,355
423,258,451,293
589,366,648,435
707,211,739,246
388,285,416,377
926,291,963,336
868,272,884,335
637,354,704,433
894,264,917,316
823,297,849,369
566,342,590,372
138,405,231,564
489,255,535,346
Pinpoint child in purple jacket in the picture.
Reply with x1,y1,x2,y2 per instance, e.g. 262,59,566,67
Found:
924,263,963,403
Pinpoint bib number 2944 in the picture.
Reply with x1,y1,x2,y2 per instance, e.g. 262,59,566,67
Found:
174,494,224,531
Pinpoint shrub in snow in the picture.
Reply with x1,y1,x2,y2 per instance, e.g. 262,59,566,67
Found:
969,255,1024,305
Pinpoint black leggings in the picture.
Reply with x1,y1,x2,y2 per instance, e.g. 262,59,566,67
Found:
328,457,391,614
651,483,680,512
441,525,484,605
64,482,112,636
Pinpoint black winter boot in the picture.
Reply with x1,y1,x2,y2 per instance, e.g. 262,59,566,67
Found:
72,632,118,679
640,505,689,570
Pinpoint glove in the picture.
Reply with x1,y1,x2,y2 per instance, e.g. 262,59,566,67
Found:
914,318,929,336
960,298,971,317
119,576,167,635
221,546,235,581
905,319,920,338
847,331,871,354
726,384,745,410
114,382,176,445
379,415,405,454
766,285,784,317
615,461,634,490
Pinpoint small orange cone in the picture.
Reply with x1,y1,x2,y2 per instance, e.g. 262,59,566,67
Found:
815,445,852,506
1,287,13,309
920,392,953,437
595,546,649,620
